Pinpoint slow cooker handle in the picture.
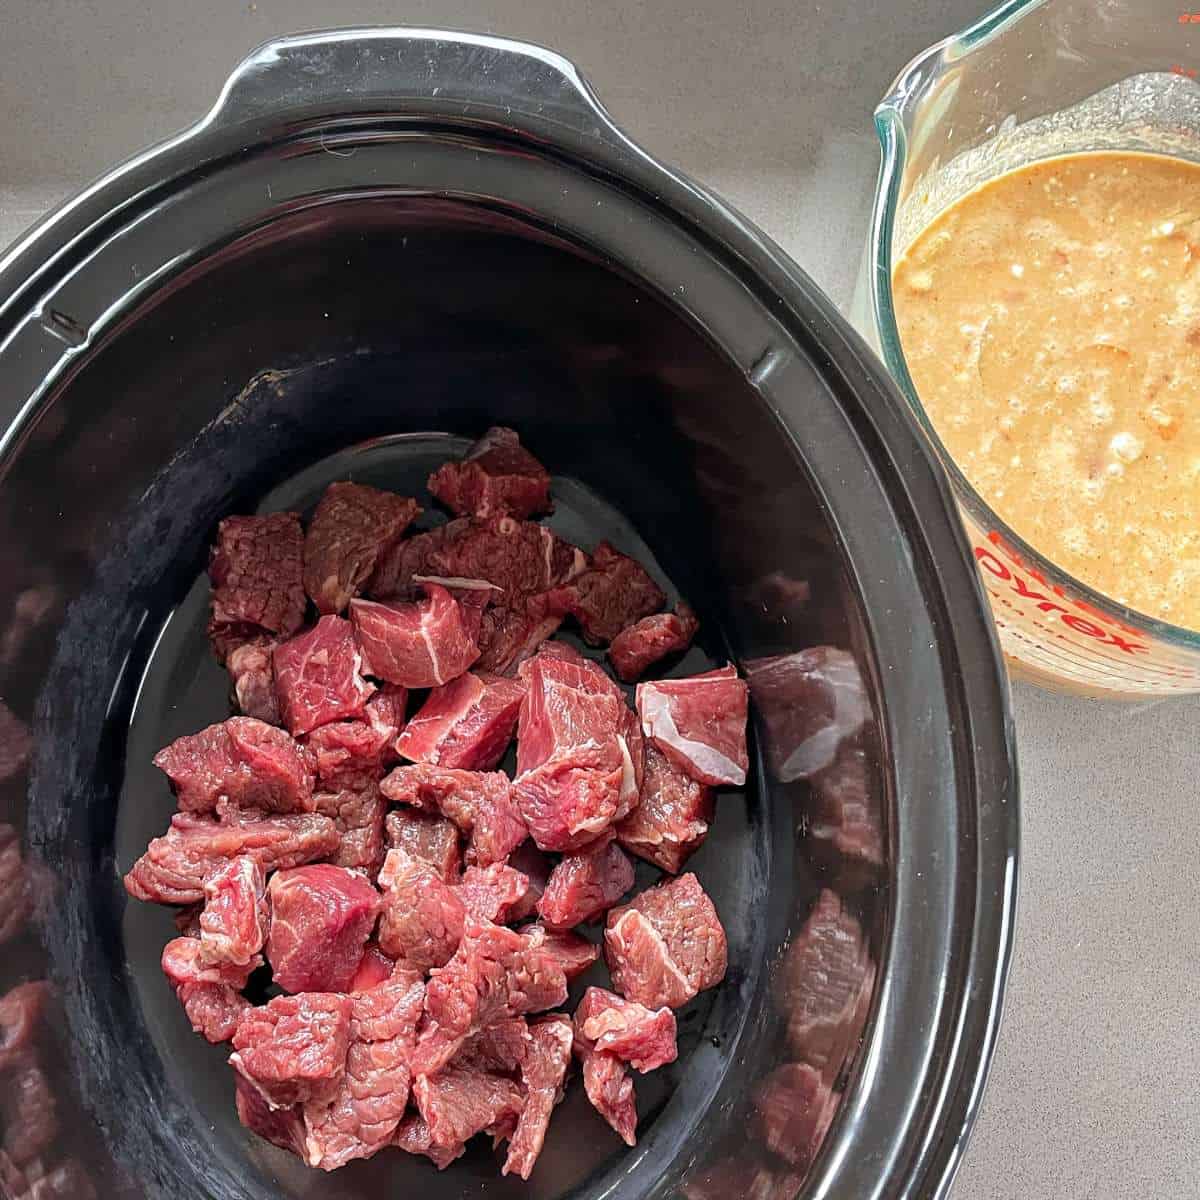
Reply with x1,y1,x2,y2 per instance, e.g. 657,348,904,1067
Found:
209,27,634,155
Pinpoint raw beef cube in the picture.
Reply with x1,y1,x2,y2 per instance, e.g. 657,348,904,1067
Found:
538,837,634,929
502,1014,574,1179
199,855,268,969
303,482,421,614
2,1053,57,1166
546,542,665,646
124,810,339,905
427,427,553,520
207,513,306,660
313,785,387,872
637,665,749,787
751,1061,837,1171
384,808,461,882
368,515,586,602
266,865,381,993
152,717,314,815
161,936,256,1043
351,944,397,992
162,935,260,989
0,701,31,784
605,872,727,1010
394,1111,467,1169
410,576,501,641
456,1016,531,1073
475,592,566,674
412,1063,525,1150
306,720,393,789
273,615,376,736
456,863,531,924
365,683,409,744
574,986,677,1072
380,763,526,867
609,602,700,682
302,966,425,1169
227,638,280,725
808,743,883,885
519,924,600,981
230,992,353,1109
0,982,49,1072
576,1041,636,1147
0,825,31,947
744,647,868,781
396,671,525,771
376,847,465,972
414,923,568,1075
235,1072,308,1158
617,744,714,874
776,889,875,1082
350,585,480,688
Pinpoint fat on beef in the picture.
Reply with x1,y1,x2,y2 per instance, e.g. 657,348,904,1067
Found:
266,865,381,994
608,602,700,682
303,482,421,614
637,665,749,788
376,847,465,972
605,872,727,1010
394,1111,466,1169
545,541,666,646
427,427,553,520
412,1063,525,1152
751,1061,837,1171
313,784,387,873
0,983,49,1072
230,992,353,1109
501,1013,574,1179
384,808,461,882
380,763,527,867
0,701,32,784
302,966,425,1169
227,638,280,725
199,855,268,969
396,671,525,771
350,585,480,688
2,1052,58,1166
273,615,376,736
538,836,635,929
0,825,32,946
776,889,875,1082
152,716,314,815
574,986,677,1073
808,743,883,885
351,944,397,992
207,513,306,661
456,862,531,924
743,647,868,782
161,937,257,1043
616,743,713,874
519,924,600,981
124,810,339,905
235,1072,308,1158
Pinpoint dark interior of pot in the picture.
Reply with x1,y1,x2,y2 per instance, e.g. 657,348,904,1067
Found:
0,197,886,1200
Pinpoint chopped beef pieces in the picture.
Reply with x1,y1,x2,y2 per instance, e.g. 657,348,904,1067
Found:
637,665,749,788
152,716,315,815
235,1071,308,1157
413,1062,525,1151
751,1061,837,1170
538,837,634,929
207,513,306,660
350,585,480,688
776,889,875,1082
161,935,260,989
574,1035,636,1146
413,923,568,1076
384,808,462,883
744,647,868,782
266,865,381,994
808,743,883,882
313,785,387,872
574,987,677,1072
230,992,353,1109
2,1052,58,1165
520,924,600,981
545,541,666,646
368,515,586,602
427,427,553,520
306,720,392,790
0,701,32,784
502,1014,573,1179
365,683,409,744
0,825,32,946
351,944,396,992
199,855,268,969
473,593,563,675
376,847,465,972
227,638,280,725
273,615,376,737
616,743,713,874
161,936,257,1043
301,967,425,1169
396,671,525,771
456,863,531,924
609,602,700,682
411,576,502,640
394,1111,466,1169
124,810,339,905
303,482,421,614
380,764,527,867
605,872,727,1010
0,983,50,1072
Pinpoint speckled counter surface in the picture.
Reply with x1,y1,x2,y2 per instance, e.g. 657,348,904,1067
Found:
2,1,1197,1195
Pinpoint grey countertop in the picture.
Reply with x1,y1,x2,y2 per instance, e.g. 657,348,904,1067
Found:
3,1,1198,1196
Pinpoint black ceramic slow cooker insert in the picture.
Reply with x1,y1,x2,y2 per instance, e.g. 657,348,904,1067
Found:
0,27,1018,1200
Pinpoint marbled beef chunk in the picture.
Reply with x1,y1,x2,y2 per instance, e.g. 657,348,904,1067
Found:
538,836,635,929
273,615,376,737
235,1072,307,1157
427,427,553,520
394,1111,466,1169
608,601,700,682
616,744,713,874
227,638,280,725
199,855,268,969
412,1063,525,1151
519,924,600,982
545,542,665,646
571,996,637,1147
456,862,531,925
502,1014,574,1179
160,937,256,1043
396,671,525,771
384,808,461,882
376,847,465,972
313,785,387,873
574,986,677,1073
